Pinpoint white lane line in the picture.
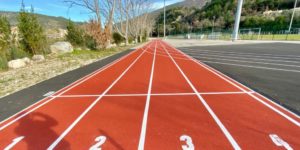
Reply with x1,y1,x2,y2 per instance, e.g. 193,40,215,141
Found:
43,91,56,97
138,41,157,150
166,43,300,125
183,50,300,61
200,60,300,73
186,53,300,64
146,50,300,70
193,56,300,68
160,41,241,150
50,91,255,98
183,48,300,59
47,43,152,150
0,44,149,130
199,61,300,122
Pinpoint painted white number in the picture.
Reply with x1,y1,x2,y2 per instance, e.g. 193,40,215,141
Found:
89,136,107,150
180,135,195,150
269,134,293,150
4,136,25,150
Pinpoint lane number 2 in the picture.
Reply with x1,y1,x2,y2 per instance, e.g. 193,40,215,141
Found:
269,134,293,150
4,136,25,150
180,135,195,150
89,136,107,150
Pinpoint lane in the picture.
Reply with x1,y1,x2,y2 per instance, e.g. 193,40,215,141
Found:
145,95,233,149
54,96,147,150
143,41,235,149
162,41,300,149
52,41,156,149
0,42,151,150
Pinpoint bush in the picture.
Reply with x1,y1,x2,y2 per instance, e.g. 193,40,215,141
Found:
0,54,8,70
9,46,28,60
128,37,133,44
112,32,124,45
66,20,85,47
84,35,97,50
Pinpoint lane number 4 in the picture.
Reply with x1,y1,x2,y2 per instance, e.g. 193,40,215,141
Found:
4,136,25,150
89,136,107,150
180,135,195,150
269,134,293,150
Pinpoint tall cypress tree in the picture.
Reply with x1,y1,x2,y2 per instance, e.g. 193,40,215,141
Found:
0,15,11,54
0,15,11,69
18,2,46,55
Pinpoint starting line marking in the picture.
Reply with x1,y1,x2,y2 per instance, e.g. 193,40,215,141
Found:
49,91,256,98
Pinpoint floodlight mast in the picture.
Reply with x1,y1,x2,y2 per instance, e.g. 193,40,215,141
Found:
288,0,298,33
164,0,166,39
232,0,244,41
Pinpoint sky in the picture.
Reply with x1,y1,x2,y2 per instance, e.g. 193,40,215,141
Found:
0,0,183,22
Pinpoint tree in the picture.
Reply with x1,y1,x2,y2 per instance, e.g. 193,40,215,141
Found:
0,15,11,69
66,20,85,47
64,0,116,48
113,0,131,45
18,3,46,55
0,15,11,54
128,0,153,43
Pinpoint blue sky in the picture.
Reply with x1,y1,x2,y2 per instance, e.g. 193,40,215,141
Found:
0,0,183,22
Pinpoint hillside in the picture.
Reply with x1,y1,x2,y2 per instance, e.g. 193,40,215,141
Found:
0,11,72,29
152,0,209,15
167,0,209,8
153,0,300,36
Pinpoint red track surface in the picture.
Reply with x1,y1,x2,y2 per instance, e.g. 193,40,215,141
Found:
0,40,299,150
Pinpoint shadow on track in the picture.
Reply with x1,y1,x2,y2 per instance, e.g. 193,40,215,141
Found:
14,112,70,149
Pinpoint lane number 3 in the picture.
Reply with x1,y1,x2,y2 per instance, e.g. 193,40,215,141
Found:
89,136,107,150
269,134,293,150
180,135,195,150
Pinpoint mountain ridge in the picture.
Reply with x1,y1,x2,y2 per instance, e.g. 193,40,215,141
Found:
0,11,80,29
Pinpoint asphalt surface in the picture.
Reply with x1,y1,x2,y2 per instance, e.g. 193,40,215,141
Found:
0,49,133,122
179,43,300,115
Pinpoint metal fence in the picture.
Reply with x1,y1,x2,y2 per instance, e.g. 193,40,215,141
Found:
166,28,300,41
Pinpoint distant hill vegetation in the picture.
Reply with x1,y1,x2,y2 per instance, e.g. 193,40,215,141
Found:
0,11,74,29
152,0,209,15
165,0,209,8
154,0,300,35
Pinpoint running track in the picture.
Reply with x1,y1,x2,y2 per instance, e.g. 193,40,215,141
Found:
0,40,299,150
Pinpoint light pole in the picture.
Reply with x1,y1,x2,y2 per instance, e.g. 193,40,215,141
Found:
288,0,298,33
164,0,166,39
232,0,244,41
